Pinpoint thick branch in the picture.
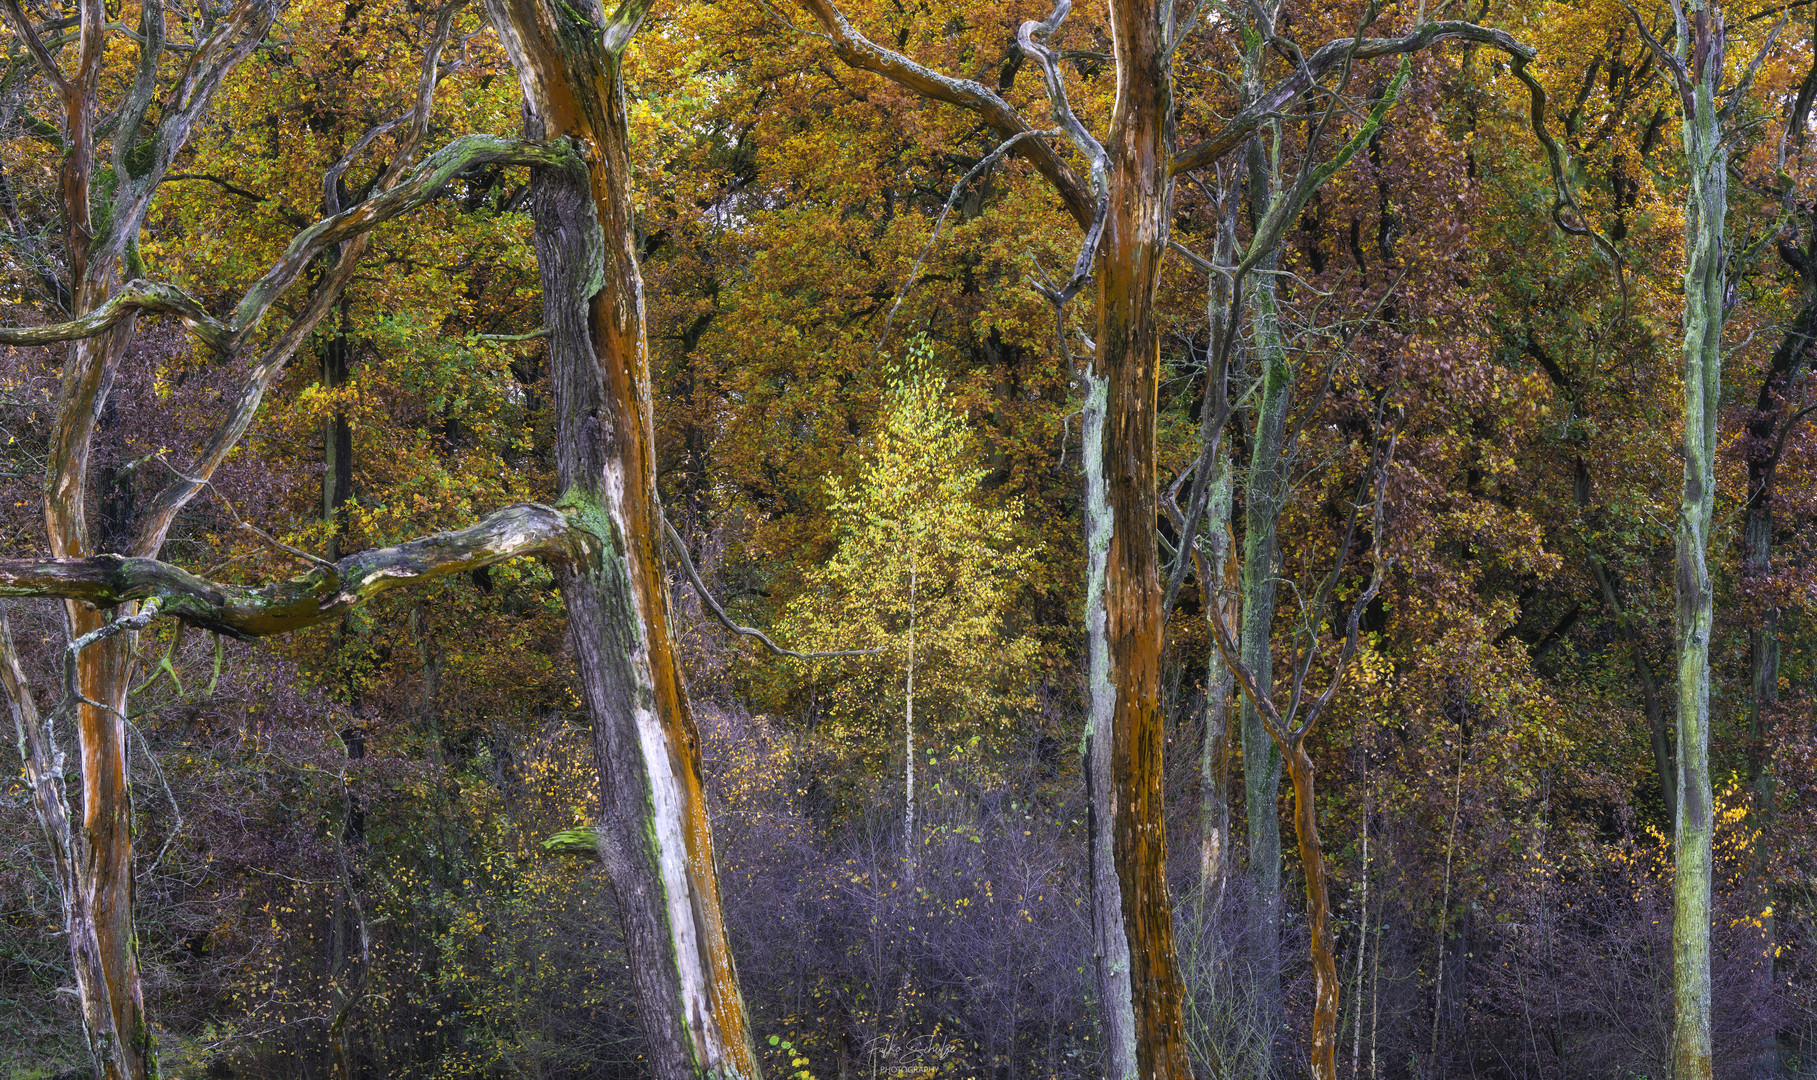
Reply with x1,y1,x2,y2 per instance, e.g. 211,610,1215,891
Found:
135,22,500,555
0,503,588,638
793,0,1095,226
0,279,230,351
227,135,582,344
0,0,70,96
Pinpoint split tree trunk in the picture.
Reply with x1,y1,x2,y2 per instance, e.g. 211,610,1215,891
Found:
482,0,760,1076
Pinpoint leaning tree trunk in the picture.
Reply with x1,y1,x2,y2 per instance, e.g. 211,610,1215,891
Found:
1285,746,1340,1080
1082,0,1192,1074
1669,5,1725,1078
483,1,760,1076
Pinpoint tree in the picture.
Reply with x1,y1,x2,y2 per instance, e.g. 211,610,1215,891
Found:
782,337,1037,875
0,0,763,1075
788,0,1556,1069
1627,2,1761,1074
1209,420,1394,1080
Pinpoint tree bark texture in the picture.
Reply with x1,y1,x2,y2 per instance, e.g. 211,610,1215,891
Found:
483,0,761,1075
1196,449,1236,907
1667,6,1725,1077
1287,746,1340,1080
1238,245,1291,1021
5,2,283,1071
1086,0,1192,1074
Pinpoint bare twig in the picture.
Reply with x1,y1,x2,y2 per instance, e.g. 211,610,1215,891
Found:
661,515,879,660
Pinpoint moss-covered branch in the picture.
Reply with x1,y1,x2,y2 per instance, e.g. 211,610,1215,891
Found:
0,503,588,637
0,279,232,352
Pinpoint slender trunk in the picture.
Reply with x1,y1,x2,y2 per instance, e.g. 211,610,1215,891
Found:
904,564,916,883
484,1,760,1075
322,299,354,561
1078,0,1191,1073
1196,449,1235,908
1429,742,1464,1075
1369,904,1381,1080
1349,749,1370,1080
1239,247,1291,1024
327,721,368,1080
1286,746,1340,1080
1670,7,1725,1077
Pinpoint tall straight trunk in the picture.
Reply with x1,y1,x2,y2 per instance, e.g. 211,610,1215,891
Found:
904,565,916,882
483,1,760,1076
1197,449,1235,907
1079,0,1191,1074
1668,6,1726,1078
1239,244,1292,1020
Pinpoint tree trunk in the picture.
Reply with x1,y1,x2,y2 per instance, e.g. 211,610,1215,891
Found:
1081,0,1191,1074
1197,449,1235,908
1286,746,1340,1080
322,299,354,561
905,564,917,884
1238,244,1291,1025
483,1,760,1076
1668,7,1725,1078
52,328,154,1080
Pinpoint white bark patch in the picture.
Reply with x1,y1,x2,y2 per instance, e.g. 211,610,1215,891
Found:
1081,369,1138,1080
603,476,727,1071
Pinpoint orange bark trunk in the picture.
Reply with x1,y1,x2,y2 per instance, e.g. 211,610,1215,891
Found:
1287,745,1340,1080
483,1,760,1076
1092,0,1191,1074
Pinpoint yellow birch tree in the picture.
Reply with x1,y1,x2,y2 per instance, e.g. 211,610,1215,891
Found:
782,337,1037,876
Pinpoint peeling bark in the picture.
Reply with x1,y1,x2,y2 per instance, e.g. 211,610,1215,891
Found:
482,0,761,1073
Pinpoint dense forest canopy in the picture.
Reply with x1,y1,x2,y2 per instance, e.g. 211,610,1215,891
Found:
0,0,1813,1076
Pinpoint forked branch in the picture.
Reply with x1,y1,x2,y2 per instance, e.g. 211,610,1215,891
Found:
791,0,1095,226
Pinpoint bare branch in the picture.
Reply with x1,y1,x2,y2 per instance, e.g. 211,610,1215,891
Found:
0,0,70,96
227,135,582,346
875,129,1061,353
662,516,879,659
1015,0,1109,307
1171,21,1537,177
791,0,1095,226
164,173,282,209
1720,11,1785,124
